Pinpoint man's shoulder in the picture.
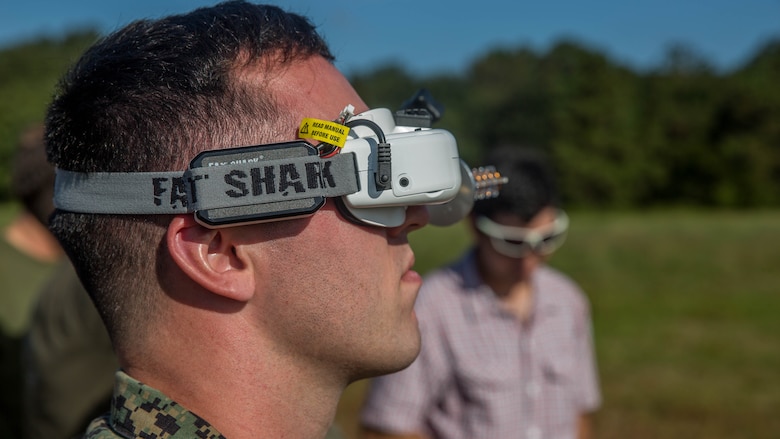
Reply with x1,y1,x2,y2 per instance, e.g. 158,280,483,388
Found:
415,253,480,319
421,251,475,288
538,264,580,288
418,262,468,302
82,415,122,439
537,265,590,307
87,371,228,439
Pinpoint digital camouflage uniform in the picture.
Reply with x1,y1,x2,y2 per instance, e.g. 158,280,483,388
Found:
84,371,226,439
85,371,348,439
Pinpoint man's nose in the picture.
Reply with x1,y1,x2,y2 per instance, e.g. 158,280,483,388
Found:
388,205,430,237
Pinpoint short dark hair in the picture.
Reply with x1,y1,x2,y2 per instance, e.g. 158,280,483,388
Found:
45,1,334,345
472,145,560,223
10,124,54,226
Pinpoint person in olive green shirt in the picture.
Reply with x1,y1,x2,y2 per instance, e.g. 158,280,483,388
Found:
0,124,117,439
1,125,62,439
23,259,117,439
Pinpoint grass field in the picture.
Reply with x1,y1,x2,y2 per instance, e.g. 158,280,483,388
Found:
2,205,779,438
335,209,780,439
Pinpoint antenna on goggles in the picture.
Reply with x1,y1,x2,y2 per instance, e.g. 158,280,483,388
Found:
472,166,509,200
428,164,509,227
394,88,444,128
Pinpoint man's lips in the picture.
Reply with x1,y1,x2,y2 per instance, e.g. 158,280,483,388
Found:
401,256,422,283
402,269,422,284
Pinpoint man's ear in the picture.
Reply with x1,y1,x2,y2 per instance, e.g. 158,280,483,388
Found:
166,215,254,302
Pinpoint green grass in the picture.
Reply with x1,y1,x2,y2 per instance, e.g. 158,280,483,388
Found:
337,209,780,439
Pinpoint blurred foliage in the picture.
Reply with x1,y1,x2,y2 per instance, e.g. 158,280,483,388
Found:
352,36,780,209
1,30,780,208
0,30,99,200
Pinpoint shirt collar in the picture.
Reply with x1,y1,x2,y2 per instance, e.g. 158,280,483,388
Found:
108,370,227,439
459,248,560,321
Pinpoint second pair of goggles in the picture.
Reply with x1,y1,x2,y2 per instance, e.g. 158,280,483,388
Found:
54,106,505,228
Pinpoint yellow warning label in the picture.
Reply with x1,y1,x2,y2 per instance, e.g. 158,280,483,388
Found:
298,118,349,148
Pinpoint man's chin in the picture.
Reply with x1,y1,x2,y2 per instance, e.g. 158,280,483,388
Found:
349,333,422,382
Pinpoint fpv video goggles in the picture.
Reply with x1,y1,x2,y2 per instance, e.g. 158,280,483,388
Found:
54,91,507,228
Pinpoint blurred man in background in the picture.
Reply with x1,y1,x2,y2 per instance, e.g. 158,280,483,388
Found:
360,146,601,439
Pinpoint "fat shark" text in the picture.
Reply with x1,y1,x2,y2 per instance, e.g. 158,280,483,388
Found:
152,160,337,209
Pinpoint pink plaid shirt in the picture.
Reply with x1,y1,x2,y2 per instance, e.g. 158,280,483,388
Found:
361,250,601,439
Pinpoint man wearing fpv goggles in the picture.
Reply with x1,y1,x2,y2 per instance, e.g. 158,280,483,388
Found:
361,147,601,439
43,2,487,439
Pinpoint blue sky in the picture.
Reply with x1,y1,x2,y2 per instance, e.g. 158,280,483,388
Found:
2,0,779,76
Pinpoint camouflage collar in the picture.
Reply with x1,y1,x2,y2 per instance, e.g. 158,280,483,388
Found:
85,370,227,438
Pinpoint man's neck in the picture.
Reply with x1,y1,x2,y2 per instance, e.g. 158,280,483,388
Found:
476,257,535,322
498,282,535,322
123,315,345,439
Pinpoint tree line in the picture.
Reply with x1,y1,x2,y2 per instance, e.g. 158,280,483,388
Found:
2,31,779,209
